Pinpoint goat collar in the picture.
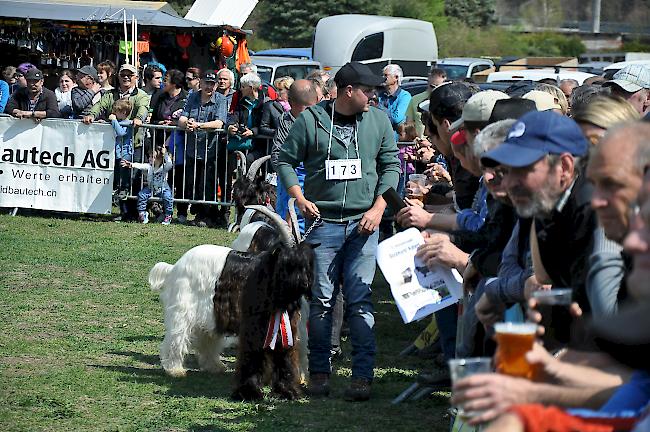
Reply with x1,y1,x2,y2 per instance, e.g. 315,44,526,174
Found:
264,310,293,350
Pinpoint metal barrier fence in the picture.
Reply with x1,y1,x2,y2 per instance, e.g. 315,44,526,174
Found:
123,124,273,209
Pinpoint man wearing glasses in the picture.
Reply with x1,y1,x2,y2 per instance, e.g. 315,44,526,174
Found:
83,64,151,220
277,62,400,401
185,68,201,94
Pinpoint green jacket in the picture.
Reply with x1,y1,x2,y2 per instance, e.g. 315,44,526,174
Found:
88,87,151,148
405,89,431,137
277,101,400,222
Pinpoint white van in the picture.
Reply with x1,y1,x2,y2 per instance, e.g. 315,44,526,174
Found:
312,14,438,78
486,69,595,85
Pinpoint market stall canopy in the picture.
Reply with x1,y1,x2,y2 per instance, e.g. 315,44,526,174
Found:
185,0,257,28
0,0,211,28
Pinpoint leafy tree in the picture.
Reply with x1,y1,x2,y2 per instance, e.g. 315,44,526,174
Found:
256,0,381,47
444,0,497,27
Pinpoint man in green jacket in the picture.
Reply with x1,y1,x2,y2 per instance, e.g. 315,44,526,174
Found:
277,62,400,401
83,64,151,220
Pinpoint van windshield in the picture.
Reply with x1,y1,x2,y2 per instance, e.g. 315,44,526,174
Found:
256,66,273,83
438,64,469,80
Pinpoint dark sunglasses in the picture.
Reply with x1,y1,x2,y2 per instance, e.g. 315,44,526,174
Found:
119,73,134,79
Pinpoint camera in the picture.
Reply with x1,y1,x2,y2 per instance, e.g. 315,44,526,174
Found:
235,123,248,136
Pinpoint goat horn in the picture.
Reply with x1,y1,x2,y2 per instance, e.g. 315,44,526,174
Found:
246,155,271,181
287,198,302,243
245,205,295,246
233,150,247,176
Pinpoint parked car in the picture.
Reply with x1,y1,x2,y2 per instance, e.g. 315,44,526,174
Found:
250,55,322,84
436,57,494,80
252,48,312,60
486,69,595,85
313,14,438,77
603,60,650,79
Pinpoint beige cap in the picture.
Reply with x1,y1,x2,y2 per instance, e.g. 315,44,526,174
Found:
523,90,562,111
449,90,510,133
119,63,138,74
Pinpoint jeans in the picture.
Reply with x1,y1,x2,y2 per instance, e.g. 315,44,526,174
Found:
435,304,458,362
306,219,378,380
137,185,173,215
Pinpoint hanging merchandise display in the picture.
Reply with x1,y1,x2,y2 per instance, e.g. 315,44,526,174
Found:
176,33,192,60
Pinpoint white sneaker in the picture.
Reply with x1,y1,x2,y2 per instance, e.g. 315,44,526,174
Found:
139,212,149,224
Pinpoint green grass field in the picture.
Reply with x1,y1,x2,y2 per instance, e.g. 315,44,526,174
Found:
0,213,450,431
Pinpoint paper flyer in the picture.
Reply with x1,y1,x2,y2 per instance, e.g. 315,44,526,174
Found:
376,228,463,323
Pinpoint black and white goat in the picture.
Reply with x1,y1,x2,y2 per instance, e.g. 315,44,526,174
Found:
149,206,314,400
228,155,276,233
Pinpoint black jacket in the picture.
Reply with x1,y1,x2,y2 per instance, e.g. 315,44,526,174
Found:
452,196,518,277
259,100,285,138
523,173,597,313
5,87,61,118
227,92,265,137
150,89,188,125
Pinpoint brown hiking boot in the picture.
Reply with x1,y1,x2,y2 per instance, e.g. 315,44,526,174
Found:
308,373,330,397
343,377,371,402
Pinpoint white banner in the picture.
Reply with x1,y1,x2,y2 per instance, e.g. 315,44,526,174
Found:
0,117,115,214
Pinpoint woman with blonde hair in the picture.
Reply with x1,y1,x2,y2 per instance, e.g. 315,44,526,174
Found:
535,83,569,115
572,95,640,145
260,76,294,137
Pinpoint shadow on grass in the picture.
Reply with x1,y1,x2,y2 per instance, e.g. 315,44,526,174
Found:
109,350,160,366
122,335,161,343
91,362,235,399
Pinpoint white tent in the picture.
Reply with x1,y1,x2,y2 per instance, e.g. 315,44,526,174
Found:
185,0,257,28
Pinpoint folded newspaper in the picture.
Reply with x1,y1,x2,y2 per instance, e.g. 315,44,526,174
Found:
376,228,463,323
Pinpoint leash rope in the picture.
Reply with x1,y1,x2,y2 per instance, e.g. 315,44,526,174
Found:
301,216,322,242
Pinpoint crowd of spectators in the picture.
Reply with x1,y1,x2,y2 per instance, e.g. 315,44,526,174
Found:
381,62,650,431
4,53,650,428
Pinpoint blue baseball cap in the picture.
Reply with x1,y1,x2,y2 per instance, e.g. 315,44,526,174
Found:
481,111,588,168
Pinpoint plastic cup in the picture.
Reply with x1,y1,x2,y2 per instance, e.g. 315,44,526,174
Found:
408,173,427,186
533,289,573,349
448,357,492,420
494,322,537,379
407,174,427,203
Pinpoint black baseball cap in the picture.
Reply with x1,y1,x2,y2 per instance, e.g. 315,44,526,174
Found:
25,68,43,81
334,62,384,88
488,98,537,123
202,71,217,82
428,82,472,121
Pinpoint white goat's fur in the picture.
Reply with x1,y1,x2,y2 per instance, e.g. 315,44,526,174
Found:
149,244,232,377
150,242,309,380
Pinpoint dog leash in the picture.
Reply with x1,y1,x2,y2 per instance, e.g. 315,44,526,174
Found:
301,216,321,242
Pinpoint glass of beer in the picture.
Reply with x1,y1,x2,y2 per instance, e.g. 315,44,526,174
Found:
448,357,492,420
408,173,427,204
494,322,537,379
533,289,573,350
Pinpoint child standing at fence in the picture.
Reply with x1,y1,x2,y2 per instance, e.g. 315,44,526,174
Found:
110,99,134,219
121,145,174,225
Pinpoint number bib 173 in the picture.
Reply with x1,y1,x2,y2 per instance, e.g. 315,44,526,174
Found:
325,159,362,180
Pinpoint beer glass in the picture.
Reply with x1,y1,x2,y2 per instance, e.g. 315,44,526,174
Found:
494,322,537,379
533,289,573,350
448,357,492,420
408,173,427,204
